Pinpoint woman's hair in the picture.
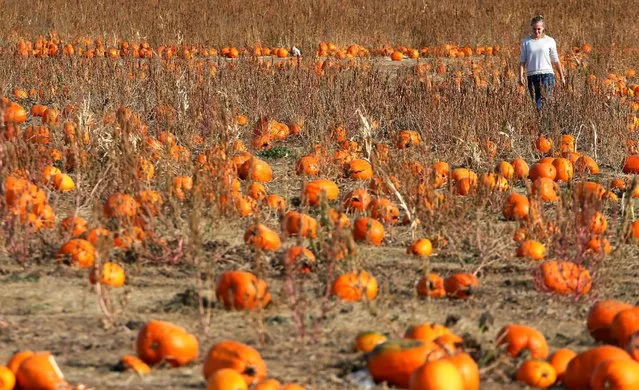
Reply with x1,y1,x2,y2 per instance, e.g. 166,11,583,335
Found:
531,15,545,26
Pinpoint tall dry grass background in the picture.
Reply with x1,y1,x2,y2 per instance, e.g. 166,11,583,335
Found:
0,0,638,388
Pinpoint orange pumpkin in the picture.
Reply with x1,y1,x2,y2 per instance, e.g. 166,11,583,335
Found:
202,340,267,385
516,360,557,388
244,223,281,251
60,216,88,237
295,155,320,176
331,271,378,302
56,239,96,268
575,155,600,175
511,158,530,179
238,157,273,182
552,157,574,182
444,273,479,299
103,192,139,219
0,366,16,390
352,217,385,245
303,179,339,206
136,320,199,367
529,162,557,181
610,307,639,347
445,353,480,390
547,348,576,382
282,246,316,273
503,193,530,220
496,324,549,359
216,271,271,310
281,211,317,239
535,136,553,153
516,240,546,261
3,102,27,123
404,323,452,342
254,379,282,390
119,355,151,375
367,339,445,388
7,351,35,374
416,273,446,298
206,368,248,390
89,262,126,287
622,155,639,174
15,352,67,390
347,159,374,180
409,359,465,390
354,331,388,353
563,345,631,389
369,197,401,224
407,239,433,257
590,359,639,390
342,188,372,211
587,300,634,344
539,260,591,296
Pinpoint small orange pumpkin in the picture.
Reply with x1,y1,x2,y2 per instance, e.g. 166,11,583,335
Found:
303,179,339,206
352,217,385,245
244,223,281,251
331,271,378,302
216,271,271,310
416,273,446,298
515,360,557,388
407,238,432,257
547,348,576,382
206,368,248,390
496,324,549,359
354,331,388,353
89,262,126,287
202,340,267,385
516,240,546,261
56,239,96,268
444,273,479,299
136,320,199,367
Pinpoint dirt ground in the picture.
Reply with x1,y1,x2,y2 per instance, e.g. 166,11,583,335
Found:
2,217,637,389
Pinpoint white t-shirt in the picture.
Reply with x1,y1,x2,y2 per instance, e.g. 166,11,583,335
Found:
519,35,560,76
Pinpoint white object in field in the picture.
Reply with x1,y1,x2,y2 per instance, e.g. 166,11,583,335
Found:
345,368,375,389
291,46,301,57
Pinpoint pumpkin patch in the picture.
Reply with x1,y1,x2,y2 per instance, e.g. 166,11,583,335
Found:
3,2,639,389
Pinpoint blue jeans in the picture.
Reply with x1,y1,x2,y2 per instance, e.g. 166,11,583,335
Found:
527,73,555,110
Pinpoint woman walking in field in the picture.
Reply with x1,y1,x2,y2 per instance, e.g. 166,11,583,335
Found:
519,15,566,111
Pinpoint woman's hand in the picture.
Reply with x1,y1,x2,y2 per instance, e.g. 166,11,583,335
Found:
519,75,526,86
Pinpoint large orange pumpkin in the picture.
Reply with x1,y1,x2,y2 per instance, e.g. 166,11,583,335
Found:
563,345,631,389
